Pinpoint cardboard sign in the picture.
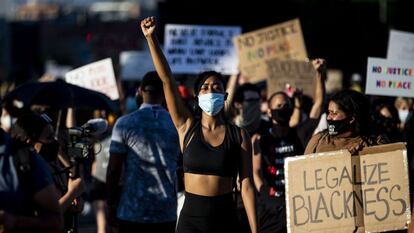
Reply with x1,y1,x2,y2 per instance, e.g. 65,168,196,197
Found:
120,51,155,80
65,58,119,100
266,59,316,98
365,57,413,98
164,24,241,75
285,143,411,233
233,19,308,83
387,30,414,62
325,69,343,95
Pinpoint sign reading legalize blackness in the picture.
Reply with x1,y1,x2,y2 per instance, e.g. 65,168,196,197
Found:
387,30,414,62
233,19,308,83
65,58,119,100
366,57,413,98
164,24,241,75
285,143,411,233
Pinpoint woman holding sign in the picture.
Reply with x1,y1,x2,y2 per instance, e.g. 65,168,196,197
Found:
304,89,388,154
141,16,257,233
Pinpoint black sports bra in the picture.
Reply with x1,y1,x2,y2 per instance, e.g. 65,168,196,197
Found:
182,121,240,177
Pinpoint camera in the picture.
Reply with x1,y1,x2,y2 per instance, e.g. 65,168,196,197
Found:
67,118,108,162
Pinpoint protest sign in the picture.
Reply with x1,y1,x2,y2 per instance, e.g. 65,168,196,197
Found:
233,19,308,83
164,24,241,75
120,51,155,80
387,30,414,62
366,57,413,98
285,143,411,233
266,59,316,98
65,58,119,100
325,69,343,95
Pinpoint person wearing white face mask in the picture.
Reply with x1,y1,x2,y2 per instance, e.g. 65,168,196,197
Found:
141,16,257,233
394,97,413,131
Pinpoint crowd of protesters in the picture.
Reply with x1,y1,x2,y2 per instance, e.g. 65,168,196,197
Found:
1,15,414,233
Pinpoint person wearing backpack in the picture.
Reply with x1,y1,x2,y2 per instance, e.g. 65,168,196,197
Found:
141,16,257,233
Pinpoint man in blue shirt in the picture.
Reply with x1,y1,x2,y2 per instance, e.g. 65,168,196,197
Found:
107,71,180,233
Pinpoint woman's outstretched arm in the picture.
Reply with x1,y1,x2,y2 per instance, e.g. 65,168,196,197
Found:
141,17,193,139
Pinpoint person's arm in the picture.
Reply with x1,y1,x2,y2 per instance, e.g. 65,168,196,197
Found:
106,152,125,207
0,184,63,233
251,134,263,192
304,132,323,155
239,128,257,233
224,72,240,114
59,177,85,211
106,151,126,226
289,92,303,128
141,17,193,136
309,59,326,119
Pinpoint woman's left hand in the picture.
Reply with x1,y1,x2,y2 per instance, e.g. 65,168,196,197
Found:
347,142,364,155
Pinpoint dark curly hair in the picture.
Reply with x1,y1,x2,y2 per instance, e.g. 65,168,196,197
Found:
329,90,371,135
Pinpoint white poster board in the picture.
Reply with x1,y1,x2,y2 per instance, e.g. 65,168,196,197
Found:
65,58,119,100
365,57,413,98
120,51,155,81
387,30,414,62
164,24,241,75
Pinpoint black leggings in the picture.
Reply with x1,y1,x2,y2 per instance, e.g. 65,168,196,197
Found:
119,220,176,233
176,192,238,233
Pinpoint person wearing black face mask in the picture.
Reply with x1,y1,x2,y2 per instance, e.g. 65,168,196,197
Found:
305,90,388,155
251,58,327,233
251,91,304,233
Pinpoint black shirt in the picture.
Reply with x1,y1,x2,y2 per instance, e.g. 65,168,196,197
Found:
259,128,304,198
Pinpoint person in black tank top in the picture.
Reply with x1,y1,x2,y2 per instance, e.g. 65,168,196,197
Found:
183,121,238,177
141,17,257,233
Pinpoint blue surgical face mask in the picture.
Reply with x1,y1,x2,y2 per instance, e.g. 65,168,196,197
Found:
198,93,225,116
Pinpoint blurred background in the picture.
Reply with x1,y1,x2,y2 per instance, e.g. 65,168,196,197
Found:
0,0,413,232
0,0,413,96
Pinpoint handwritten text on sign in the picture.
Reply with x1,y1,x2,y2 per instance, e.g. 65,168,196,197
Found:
366,57,414,98
233,19,307,83
285,147,410,233
164,24,241,75
65,58,119,100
